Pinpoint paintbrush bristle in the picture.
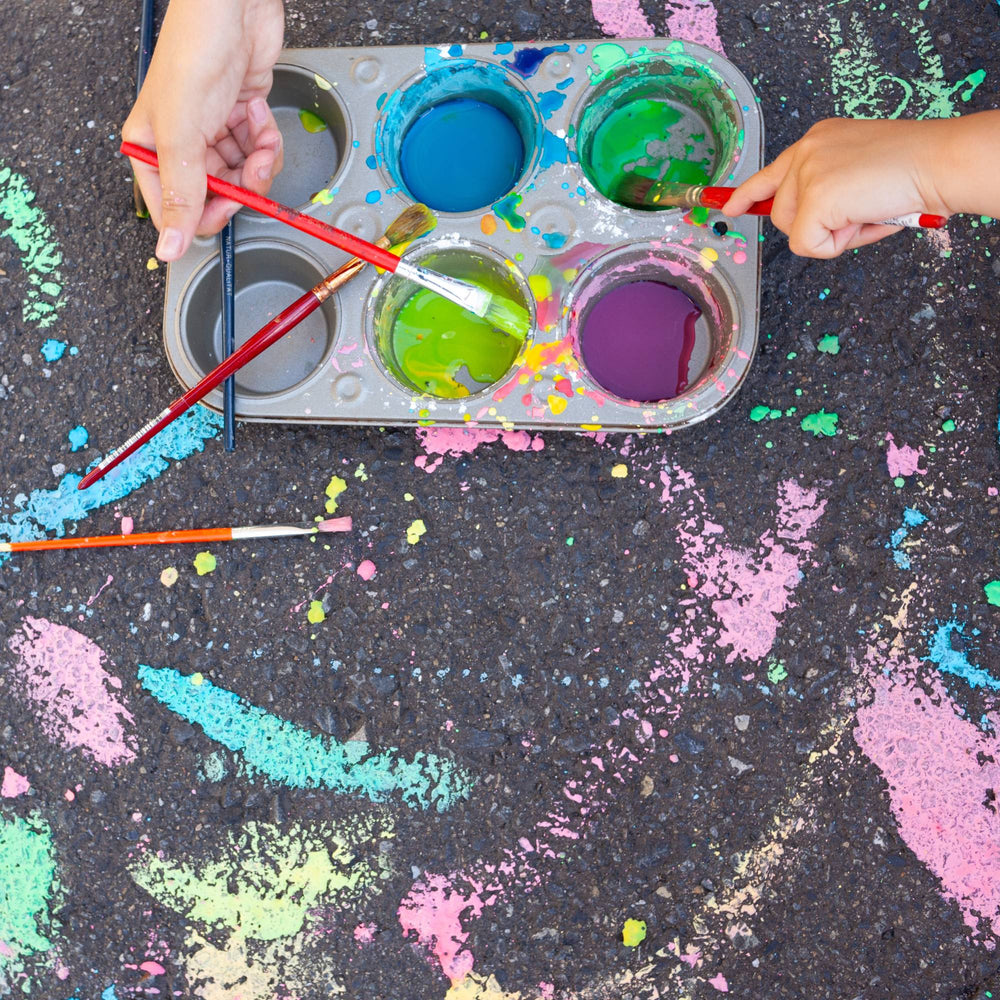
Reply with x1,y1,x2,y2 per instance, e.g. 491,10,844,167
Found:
615,174,690,209
316,516,353,533
385,203,437,247
484,294,531,342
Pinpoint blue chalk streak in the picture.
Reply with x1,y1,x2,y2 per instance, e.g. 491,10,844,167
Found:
40,338,67,362
926,619,1000,691
138,665,475,812
68,425,88,452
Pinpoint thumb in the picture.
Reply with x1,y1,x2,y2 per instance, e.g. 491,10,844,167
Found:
149,131,208,262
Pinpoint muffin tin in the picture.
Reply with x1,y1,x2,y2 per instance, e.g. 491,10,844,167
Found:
162,38,763,432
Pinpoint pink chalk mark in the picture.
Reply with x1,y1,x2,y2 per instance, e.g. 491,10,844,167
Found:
398,874,485,984
666,0,726,53
709,972,730,992
855,657,1000,940
885,432,927,478
86,573,114,607
121,516,134,535
590,0,653,37
1,767,29,798
6,617,137,766
139,961,166,976
357,559,377,581
415,427,544,473
353,922,377,946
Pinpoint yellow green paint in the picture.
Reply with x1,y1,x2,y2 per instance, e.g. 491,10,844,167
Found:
325,475,347,513
193,551,217,575
307,600,326,624
298,109,327,133
622,918,646,947
406,519,427,544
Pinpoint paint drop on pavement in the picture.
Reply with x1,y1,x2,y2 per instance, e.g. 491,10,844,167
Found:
622,918,646,946
193,552,217,576
407,519,427,544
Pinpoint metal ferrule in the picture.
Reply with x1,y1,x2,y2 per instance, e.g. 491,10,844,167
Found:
394,261,492,318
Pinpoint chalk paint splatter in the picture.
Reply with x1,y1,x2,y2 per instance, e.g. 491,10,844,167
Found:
138,665,474,810
415,427,544,473
6,617,137,766
0,768,29,799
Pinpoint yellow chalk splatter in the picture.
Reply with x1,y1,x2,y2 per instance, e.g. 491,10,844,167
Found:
528,273,552,302
622,918,646,947
611,463,628,478
160,566,178,587
325,475,347,513
307,600,326,624
146,257,159,270
404,492,414,502
547,393,568,415
191,673,204,686
406,519,427,545
193,552,217,576
354,463,368,482
700,246,719,264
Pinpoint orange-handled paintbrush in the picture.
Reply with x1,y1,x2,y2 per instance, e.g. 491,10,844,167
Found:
0,517,352,554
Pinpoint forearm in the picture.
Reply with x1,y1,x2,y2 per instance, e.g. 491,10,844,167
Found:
920,111,1000,218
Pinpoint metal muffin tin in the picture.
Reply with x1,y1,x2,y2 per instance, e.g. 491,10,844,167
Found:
163,38,763,433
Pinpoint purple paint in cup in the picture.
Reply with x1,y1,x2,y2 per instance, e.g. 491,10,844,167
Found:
579,279,701,402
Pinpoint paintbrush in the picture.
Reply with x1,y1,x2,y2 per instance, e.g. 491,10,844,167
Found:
220,219,236,451
132,0,156,217
120,140,531,338
614,177,948,229
0,516,351,555
78,203,437,492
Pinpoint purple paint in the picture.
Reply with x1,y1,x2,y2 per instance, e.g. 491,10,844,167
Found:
579,280,701,401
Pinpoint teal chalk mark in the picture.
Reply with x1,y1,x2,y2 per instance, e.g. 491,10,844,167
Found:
0,407,222,563
101,986,119,1000
68,426,88,452
926,619,999,691
138,665,475,811
886,507,927,569
40,338,68,362
0,162,66,330
0,813,58,983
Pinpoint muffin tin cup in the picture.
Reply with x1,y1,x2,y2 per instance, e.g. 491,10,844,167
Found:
164,38,763,433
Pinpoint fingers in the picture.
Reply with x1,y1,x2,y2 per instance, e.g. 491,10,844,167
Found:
244,97,284,181
721,149,793,217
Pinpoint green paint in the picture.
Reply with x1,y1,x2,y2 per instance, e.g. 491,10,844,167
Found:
590,43,629,76
298,109,327,133
984,581,1000,607
894,476,905,488
828,10,986,120
389,287,523,398
690,205,710,226
193,551,217,576
941,419,956,432
0,162,66,330
130,817,392,942
0,813,58,985
767,659,788,684
817,334,840,355
750,405,781,422
492,192,526,231
801,410,838,437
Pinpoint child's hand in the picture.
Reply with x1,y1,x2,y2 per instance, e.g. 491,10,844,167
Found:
721,118,953,259
123,0,285,262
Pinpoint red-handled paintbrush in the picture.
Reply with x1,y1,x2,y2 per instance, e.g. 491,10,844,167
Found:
0,517,352,555
77,204,436,493
616,177,948,229
120,141,530,337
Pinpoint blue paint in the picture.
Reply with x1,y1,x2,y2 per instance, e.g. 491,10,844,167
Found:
530,225,541,235
424,46,448,69
542,232,567,249
0,407,222,564
101,986,119,1000
67,425,88,452
376,92,388,110
557,77,575,90
502,43,570,78
540,131,570,171
494,42,514,55
926,620,999,690
138,665,475,811
40,338,67,362
365,189,382,204
400,99,524,212
576,43,588,54
537,90,567,120
365,154,378,170
886,506,927,569
448,43,464,57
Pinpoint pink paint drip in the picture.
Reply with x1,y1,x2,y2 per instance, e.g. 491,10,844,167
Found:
0,766,29,798
415,427,544,473
885,432,927,478
855,655,1000,940
6,617,137,766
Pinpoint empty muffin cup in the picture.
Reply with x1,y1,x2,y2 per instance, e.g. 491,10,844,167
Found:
377,61,542,213
566,242,744,412
177,240,338,400
574,50,744,210
366,239,533,399
267,64,351,208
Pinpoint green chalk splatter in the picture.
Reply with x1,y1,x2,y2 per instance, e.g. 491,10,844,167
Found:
750,405,782,422
0,162,66,330
767,660,788,684
801,410,839,437
985,581,1000,607
817,334,840,355
0,813,58,985
130,817,392,942
941,419,956,432
193,551,217,576
622,918,646,947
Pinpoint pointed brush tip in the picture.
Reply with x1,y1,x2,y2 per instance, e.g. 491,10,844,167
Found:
317,516,353,533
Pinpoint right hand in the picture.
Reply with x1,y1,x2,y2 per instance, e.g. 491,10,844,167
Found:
123,0,286,262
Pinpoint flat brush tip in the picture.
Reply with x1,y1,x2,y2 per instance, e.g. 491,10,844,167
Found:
386,203,437,245
484,295,532,342
316,516,353,533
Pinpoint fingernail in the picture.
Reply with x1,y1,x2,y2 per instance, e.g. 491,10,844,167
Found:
249,98,268,124
257,162,272,181
156,227,184,261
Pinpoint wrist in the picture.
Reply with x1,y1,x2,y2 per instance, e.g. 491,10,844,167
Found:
921,112,1000,218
